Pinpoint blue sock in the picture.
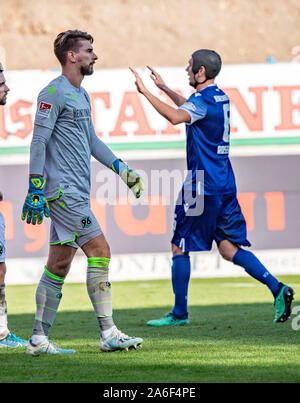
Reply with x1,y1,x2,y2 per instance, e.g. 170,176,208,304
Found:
171,255,191,318
232,249,280,297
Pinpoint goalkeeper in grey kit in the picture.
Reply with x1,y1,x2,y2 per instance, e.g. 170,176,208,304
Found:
21,30,144,355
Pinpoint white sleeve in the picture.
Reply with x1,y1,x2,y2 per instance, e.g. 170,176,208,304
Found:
178,98,207,125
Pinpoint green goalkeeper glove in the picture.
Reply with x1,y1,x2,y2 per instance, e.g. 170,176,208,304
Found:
112,159,144,198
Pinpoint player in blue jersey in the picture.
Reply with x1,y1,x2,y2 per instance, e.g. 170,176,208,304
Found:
130,49,294,326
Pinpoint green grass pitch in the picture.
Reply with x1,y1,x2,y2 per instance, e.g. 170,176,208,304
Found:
1,275,300,383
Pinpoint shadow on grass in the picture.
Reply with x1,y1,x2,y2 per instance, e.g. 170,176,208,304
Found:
1,303,300,383
4,302,300,346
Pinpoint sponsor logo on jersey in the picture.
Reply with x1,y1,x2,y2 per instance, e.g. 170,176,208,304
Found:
73,108,91,120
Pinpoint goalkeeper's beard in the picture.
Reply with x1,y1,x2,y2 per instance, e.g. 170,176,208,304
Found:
80,64,94,76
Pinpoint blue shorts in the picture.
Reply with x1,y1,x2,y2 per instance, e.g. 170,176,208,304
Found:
171,193,251,253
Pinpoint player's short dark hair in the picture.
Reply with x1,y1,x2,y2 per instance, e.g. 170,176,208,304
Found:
0,63,3,73
192,49,222,79
54,30,94,65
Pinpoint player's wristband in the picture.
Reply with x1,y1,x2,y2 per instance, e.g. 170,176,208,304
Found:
111,159,144,198
29,176,46,191
111,159,127,175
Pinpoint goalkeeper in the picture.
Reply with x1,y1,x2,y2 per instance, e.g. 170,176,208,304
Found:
22,30,144,355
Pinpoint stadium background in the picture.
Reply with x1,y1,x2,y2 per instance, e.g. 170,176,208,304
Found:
0,0,300,285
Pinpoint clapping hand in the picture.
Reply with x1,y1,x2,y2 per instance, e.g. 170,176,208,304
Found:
129,67,148,95
147,66,166,90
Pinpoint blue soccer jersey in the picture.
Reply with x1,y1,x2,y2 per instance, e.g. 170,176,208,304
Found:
179,84,236,195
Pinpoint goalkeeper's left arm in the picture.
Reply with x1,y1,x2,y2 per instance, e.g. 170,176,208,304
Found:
21,125,52,225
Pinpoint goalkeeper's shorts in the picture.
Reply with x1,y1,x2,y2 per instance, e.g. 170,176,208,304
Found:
48,194,102,248
0,213,6,263
171,193,251,253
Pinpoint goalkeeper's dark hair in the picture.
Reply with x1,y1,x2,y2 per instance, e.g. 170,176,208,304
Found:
54,30,94,65
0,63,4,73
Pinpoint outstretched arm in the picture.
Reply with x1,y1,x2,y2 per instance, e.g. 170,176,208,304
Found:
147,66,187,107
129,67,190,125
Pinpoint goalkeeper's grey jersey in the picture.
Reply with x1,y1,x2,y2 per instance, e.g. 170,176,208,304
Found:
32,75,116,201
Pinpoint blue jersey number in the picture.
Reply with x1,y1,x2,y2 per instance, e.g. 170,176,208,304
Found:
222,103,230,143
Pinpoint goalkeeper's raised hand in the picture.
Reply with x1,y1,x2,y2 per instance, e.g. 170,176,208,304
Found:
112,159,144,198
21,177,50,225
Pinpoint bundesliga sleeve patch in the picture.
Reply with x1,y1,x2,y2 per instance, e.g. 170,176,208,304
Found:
38,101,52,117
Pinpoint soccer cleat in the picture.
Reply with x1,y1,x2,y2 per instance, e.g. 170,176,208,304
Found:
274,284,295,323
100,326,143,352
147,312,189,327
0,332,28,348
26,338,76,356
